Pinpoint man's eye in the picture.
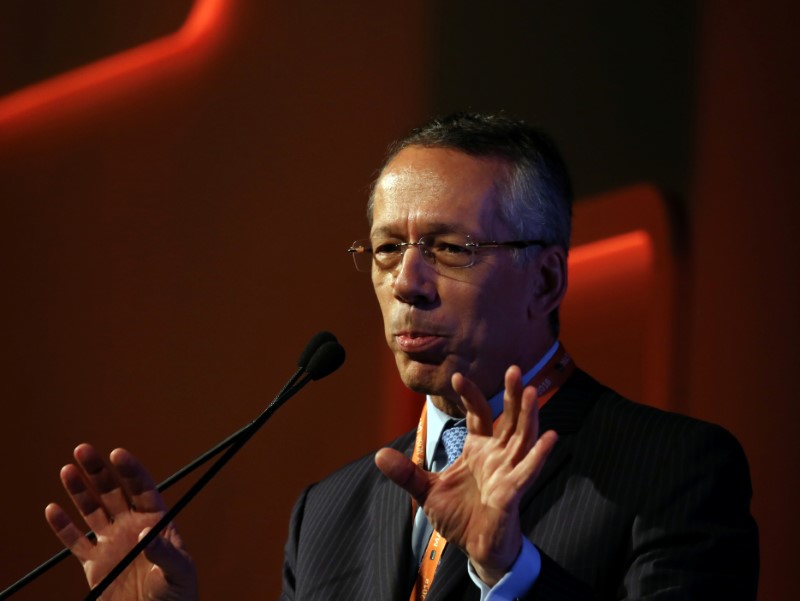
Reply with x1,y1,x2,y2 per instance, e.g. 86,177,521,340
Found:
374,242,402,255
433,241,469,255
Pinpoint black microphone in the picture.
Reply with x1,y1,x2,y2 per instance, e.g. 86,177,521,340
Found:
0,332,345,601
277,331,340,398
307,340,346,380
297,331,338,369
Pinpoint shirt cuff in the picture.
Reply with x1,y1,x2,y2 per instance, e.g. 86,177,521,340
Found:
467,538,541,601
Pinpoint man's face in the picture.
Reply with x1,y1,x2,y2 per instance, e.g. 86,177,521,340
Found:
370,146,549,408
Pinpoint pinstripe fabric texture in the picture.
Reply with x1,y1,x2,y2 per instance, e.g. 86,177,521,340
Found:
280,370,758,600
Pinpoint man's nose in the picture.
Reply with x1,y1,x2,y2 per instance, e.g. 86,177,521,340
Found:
392,245,437,305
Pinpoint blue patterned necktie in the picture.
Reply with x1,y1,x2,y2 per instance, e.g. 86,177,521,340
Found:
441,421,468,467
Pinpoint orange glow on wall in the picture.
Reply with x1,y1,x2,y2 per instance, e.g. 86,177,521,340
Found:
561,185,678,411
0,0,231,128
561,230,658,406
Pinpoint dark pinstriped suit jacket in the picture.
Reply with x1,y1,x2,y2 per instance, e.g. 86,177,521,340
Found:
280,370,759,600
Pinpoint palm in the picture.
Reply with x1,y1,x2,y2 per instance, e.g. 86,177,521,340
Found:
376,366,558,584
424,426,543,576
81,508,168,598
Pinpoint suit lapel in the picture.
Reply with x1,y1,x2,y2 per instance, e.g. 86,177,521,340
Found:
372,431,416,601
520,369,606,517
539,369,602,434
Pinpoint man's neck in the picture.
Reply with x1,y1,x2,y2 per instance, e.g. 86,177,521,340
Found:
429,394,465,418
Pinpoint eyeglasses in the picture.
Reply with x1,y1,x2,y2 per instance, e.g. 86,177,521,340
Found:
347,233,546,273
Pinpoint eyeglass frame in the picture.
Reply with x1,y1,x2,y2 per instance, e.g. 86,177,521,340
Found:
347,233,548,273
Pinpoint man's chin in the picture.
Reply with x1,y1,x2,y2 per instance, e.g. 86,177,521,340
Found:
395,357,454,398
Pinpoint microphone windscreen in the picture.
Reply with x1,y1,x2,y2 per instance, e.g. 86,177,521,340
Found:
306,340,346,380
297,331,338,369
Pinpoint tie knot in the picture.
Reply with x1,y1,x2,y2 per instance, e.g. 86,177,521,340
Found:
441,422,468,467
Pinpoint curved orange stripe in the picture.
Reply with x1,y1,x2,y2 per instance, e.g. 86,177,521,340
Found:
0,0,232,126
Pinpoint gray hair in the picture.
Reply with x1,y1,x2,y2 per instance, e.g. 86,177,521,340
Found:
368,112,572,253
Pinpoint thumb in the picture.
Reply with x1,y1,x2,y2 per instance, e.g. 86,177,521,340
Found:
140,527,197,591
375,448,432,504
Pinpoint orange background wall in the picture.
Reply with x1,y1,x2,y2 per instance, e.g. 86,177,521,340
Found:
0,2,797,600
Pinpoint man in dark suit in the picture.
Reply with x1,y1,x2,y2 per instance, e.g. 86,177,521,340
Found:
46,113,758,600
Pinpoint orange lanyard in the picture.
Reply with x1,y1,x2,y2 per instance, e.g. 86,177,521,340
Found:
409,346,575,601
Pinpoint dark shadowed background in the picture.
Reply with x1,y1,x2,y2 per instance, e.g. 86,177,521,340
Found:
0,1,797,599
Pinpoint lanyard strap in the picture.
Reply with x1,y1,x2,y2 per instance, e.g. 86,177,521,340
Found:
409,347,574,600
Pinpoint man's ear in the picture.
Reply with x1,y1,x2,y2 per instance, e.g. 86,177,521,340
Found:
528,245,568,317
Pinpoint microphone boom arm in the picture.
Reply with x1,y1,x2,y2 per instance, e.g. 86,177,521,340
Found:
84,370,315,601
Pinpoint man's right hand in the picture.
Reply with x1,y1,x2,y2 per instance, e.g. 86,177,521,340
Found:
45,444,198,601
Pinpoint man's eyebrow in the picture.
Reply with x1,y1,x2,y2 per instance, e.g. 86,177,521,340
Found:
370,222,462,237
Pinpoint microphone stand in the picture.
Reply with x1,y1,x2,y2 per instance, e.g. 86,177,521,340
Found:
0,331,342,600
84,369,315,600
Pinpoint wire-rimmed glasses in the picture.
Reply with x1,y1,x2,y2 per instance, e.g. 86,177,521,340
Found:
347,233,546,273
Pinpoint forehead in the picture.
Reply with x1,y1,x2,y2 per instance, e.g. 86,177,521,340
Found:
371,146,510,238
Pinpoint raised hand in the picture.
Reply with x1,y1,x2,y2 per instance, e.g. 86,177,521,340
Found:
45,444,198,601
375,365,558,585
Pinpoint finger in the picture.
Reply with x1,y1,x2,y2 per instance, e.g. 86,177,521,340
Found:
506,384,540,461
44,502,95,562
374,448,433,506
59,462,113,534
110,448,166,514
73,443,131,519
510,430,559,491
141,527,197,592
496,366,524,443
451,372,492,436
